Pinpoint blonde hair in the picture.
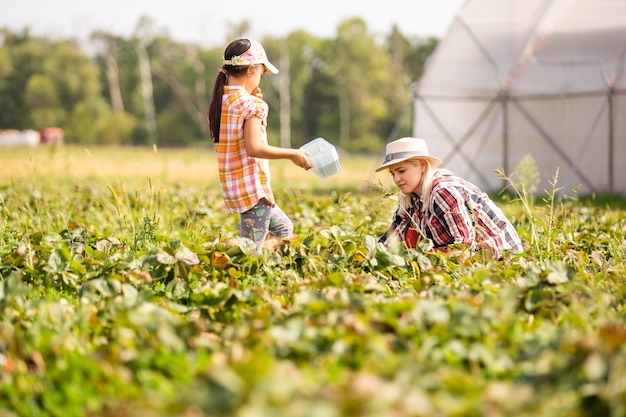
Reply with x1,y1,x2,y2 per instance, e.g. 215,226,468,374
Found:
398,157,437,214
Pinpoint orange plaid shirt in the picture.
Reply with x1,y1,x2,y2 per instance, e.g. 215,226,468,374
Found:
214,86,274,213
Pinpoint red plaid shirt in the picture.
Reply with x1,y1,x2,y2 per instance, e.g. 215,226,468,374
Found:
380,170,523,258
214,86,274,213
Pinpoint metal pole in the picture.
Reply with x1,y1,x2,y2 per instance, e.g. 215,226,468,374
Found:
608,89,614,194
502,91,509,174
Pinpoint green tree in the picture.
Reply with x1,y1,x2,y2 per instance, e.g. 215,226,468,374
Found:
2,21,439,150
264,31,322,148
93,16,213,147
132,16,162,145
150,37,211,146
91,31,127,114
326,18,395,152
405,35,439,83
383,25,418,141
90,31,137,145
385,32,439,142
91,30,150,145
25,73,66,128
0,29,117,143
0,28,31,129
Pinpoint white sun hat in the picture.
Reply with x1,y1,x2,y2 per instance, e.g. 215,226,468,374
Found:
375,137,442,172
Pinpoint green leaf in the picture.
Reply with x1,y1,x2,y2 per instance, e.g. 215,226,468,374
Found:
175,244,199,265
545,261,571,284
156,248,177,265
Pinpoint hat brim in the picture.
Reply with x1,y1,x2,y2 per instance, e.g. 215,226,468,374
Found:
263,61,279,74
375,155,442,172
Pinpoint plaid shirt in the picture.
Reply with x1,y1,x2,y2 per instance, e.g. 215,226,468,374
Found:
214,86,274,214
380,170,523,258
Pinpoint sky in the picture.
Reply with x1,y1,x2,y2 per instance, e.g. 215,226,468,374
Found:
1,0,467,49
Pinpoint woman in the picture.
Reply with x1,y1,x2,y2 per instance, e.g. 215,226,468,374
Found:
377,137,523,259
207,38,312,251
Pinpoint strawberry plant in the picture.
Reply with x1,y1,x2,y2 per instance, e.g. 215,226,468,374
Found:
0,146,624,416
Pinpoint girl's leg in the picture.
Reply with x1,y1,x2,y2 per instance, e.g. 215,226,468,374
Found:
268,203,294,238
240,199,272,245
240,199,294,252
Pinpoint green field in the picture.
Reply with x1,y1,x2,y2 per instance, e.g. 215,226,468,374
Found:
1,146,625,416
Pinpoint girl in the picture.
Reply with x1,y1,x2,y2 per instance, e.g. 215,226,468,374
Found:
207,38,312,251
377,137,523,259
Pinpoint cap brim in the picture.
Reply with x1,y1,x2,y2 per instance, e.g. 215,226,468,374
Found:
375,156,442,172
263,60,279,74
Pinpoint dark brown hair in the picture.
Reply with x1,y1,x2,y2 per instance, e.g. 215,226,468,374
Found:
207,38,252,143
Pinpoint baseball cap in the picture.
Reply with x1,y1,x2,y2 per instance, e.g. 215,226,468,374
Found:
222,38,279,74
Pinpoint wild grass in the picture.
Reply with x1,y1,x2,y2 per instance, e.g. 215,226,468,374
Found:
0,145,625,417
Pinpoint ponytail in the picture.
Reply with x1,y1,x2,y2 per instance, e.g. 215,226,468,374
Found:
207,69,228,143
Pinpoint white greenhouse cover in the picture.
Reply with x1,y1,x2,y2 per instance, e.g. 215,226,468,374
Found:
412,0,626,196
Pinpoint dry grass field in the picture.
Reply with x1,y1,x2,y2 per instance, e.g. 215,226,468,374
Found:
0,145,388,192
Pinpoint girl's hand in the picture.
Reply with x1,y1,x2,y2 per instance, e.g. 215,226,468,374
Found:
251,87,263,99
291,149,313,170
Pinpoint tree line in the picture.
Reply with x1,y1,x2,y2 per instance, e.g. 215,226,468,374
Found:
0,17,438,152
